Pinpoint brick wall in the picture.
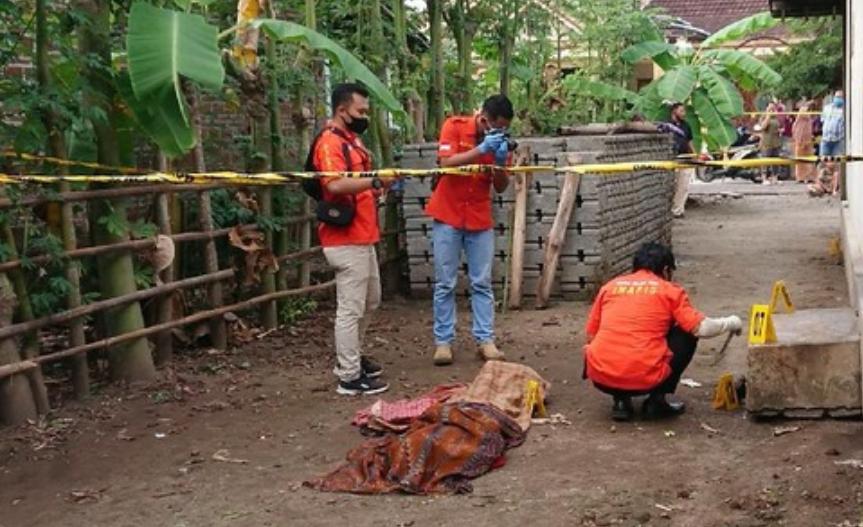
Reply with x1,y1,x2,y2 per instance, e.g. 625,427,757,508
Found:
400,133,676,300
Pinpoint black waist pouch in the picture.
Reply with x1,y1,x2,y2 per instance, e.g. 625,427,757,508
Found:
316,200,356,226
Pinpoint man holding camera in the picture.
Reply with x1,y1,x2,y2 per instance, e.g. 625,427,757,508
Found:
425,94,514,366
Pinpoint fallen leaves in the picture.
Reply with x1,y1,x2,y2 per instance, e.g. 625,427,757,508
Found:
228,226,279,286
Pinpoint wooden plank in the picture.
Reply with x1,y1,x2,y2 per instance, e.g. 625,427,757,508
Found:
536,169,581,309
507,172,531,309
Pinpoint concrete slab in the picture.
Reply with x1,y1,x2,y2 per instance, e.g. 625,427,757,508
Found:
747,308,862,416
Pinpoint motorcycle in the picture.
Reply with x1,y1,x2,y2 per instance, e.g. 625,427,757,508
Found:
697,126,791,183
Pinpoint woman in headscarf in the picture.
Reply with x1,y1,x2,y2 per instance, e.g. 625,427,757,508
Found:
792,100,816,183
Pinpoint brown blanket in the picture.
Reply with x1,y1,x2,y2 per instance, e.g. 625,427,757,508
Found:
304,402,525,494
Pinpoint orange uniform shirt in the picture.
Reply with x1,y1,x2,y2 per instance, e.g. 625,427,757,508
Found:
425,115,499,231
312,125,379,247
584,270,705,391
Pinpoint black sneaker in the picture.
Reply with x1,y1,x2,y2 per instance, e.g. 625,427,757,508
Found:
336,375,389,396
612,396,634,422
642,395,686,419
361,356,383,378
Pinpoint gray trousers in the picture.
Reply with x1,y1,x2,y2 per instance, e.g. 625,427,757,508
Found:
323,245,381,382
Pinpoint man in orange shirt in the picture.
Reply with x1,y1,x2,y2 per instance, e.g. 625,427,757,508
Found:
309,83,397,395
585,243,742,421
426,95,514,365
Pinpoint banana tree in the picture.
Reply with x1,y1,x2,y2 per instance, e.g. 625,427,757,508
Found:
567,12,782,150
124,2,403,158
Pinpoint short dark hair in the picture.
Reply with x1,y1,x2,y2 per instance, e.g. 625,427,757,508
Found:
669,102,685,113
481,94,514,121
632,242,676,276
331,83,369,111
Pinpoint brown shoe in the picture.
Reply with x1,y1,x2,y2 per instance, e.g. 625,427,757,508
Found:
433,344,453,366
478,342,505,361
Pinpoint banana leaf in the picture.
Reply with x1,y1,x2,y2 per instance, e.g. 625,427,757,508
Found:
698,67,744,118
634,81,666,121
702,12,780,49
684,110,704,154
621,40,679,71
702,49,781,88
563,76,638,103
691,87,737,150
116,72,196,158
127,2,224,128
254,19,403,115
656,66,697,104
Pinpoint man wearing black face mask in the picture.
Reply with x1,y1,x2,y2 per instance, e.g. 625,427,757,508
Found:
310,83,397,396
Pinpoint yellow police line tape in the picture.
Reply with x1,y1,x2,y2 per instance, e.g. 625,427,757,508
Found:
0,155,859,186
2,151,147,175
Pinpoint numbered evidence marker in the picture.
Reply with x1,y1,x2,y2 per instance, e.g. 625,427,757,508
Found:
748,281,795,345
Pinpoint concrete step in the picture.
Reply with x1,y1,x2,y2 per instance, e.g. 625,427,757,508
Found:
747,307,862,418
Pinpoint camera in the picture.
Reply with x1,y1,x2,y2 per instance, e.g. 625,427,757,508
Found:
488,128,519,152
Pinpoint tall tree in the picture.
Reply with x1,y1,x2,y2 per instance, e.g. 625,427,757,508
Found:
426,0,445,139
77,0,156,383
444,0,485,112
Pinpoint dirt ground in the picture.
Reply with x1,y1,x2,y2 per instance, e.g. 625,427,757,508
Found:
2,182,862,527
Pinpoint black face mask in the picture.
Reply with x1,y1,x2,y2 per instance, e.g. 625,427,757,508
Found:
346,115,369,135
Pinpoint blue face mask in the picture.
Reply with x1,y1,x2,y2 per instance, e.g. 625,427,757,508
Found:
835,97,845,108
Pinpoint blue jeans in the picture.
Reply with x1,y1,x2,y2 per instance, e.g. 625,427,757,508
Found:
432,221,495,345
820,139,845,157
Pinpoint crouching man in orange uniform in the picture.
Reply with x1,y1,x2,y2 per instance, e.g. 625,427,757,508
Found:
584,243,742,421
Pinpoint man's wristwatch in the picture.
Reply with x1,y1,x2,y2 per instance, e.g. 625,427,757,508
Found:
370,177,383,190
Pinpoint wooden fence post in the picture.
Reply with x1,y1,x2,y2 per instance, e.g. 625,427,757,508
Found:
198,191,228,350
508,172,532,310
300,199,312,288
536,170,581,309
154,153,174,364
59,180,89,398
257,188,278,329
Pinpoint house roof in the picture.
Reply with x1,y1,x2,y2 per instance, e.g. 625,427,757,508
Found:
647,0,791,44
647,0,772,34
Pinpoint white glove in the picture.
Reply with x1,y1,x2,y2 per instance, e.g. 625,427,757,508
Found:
695,315,743,338
725,315,743,335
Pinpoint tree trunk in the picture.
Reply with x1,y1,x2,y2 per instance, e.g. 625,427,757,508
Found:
187,87,229,349
264,14,291,304
0,275,38,426
427,0,445,139
297,0,316,289
78,0,155,383
37,0,87,400
0,223,50,414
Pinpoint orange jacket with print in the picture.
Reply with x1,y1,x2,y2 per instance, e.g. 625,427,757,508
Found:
584,270,705,391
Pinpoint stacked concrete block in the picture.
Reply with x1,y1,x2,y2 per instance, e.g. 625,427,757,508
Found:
400,132,675,300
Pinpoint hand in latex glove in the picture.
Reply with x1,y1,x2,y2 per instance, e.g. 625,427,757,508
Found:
494,140,510,166
723,315,743,335
478,132,505,154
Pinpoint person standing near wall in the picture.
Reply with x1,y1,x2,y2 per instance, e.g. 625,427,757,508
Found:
425,95,514,366
664,103,695,219
310,83,397,395
819,89,846,196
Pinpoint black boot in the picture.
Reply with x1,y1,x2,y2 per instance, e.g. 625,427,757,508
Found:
642,394,686,419
612,396,634,422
